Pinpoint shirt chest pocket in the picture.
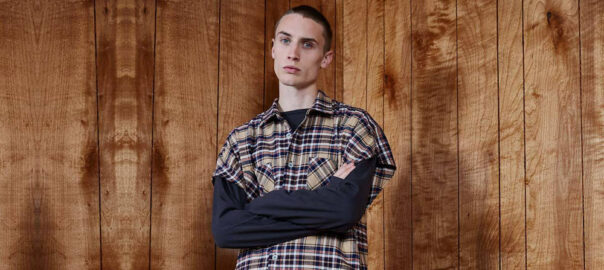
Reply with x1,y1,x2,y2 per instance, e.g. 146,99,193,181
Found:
253,162,277,194
306,157,338,190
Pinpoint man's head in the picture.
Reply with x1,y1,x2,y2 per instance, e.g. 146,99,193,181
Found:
274,5,332,53
271,5,334,89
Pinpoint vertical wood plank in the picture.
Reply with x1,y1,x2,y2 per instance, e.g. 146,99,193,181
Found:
265,0,290,110
95,0,155,268
366,0,386,268
342,0,367,108
151,0,219,268
457,0,500,268
411,0,459,268
290,0,337,98
498,0,527,268
580,0,604,268
384,0,413,268
523,0,584,268
0,2,37,267
335,0,344,101
0,1,101,268
216,1,266,269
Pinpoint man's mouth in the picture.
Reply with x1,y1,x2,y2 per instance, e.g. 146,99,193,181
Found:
283,66,300,73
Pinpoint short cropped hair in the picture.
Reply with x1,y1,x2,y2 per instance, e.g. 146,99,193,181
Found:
274,5,333,53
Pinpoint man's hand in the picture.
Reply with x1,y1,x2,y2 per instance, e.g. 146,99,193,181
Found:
333,161,356,179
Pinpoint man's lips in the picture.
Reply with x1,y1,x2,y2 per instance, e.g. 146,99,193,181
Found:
283,66,300,73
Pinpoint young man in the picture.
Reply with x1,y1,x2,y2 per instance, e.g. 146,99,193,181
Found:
211,5,396,270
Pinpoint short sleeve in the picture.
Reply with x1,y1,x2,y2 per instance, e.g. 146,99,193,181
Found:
212,131,257,201
342,111,397,208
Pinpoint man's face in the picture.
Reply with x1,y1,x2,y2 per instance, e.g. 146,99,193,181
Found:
272,14,333,89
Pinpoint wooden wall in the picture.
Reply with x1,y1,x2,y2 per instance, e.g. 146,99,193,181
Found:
0,0,602,269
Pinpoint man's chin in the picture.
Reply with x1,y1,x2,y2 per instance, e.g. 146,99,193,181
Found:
278,79,300,87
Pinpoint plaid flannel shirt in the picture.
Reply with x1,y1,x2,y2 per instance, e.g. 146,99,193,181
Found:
212,89,397,269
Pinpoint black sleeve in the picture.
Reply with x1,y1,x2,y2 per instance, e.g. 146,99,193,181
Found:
211,175,324,249
243,155,378,232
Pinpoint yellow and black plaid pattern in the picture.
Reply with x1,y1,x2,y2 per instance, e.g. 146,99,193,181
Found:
213,89,397,269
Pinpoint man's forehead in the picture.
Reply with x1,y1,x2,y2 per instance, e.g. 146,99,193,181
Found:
275,14,324,41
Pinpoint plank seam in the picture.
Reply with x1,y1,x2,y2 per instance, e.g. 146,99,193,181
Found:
92,1,103,268
409,0,413,268
455,0,460,267
520,0,528,267
149,0,159,269
577,0,586,268
215,1,222,269
381,0,386,268
496,0,502,269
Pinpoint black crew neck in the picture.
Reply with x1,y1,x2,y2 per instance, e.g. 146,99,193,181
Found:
282,108,309,114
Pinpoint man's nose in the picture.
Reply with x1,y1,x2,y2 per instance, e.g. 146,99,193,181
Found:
287,45,300,61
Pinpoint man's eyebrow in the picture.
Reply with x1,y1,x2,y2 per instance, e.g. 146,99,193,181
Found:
276,31,318,44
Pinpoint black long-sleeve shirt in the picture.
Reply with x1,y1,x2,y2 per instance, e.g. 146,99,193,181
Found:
211,108,377,249
212,157,376,248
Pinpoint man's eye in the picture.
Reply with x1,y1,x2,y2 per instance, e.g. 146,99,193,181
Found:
303,42,314,48
281,38,290,44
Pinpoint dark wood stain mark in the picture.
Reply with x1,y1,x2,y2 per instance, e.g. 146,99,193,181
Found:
82,138,100,184
152,139,169,210
544,10,568,54
383,72,402,109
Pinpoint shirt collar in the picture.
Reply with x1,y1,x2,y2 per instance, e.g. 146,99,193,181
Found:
260,89,335,127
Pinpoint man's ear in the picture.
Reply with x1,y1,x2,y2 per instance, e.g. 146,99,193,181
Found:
271,38,275,59
320,50,334,68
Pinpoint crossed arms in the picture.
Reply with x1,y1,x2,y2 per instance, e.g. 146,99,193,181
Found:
211,156,377,249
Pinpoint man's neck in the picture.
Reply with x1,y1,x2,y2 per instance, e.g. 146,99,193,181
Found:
277,84,318,112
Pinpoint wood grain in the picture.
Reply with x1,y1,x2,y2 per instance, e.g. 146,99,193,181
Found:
523,0,584,268
366,0,386,268
411,0,459,268
216,1,266,269
498,0,527,268
580,0,604,268
342,0,367,109
150,0,219,269
1,1,602,268
335,0,344,101
0,0,101,268
384,0,413,268
95,0,155,268
457,0,500,268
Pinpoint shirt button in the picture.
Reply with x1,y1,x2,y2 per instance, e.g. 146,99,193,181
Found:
271,254,278,260
288,162,293,168
286,133,292,139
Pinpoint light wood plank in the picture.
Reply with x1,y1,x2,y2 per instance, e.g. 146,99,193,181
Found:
580,0,604,268
335,0,344,101
96,1,155,268
342,0,367,108
498,0,527,267
523,0,583,268
384,0,413,268
0,1,101,268
457,0,500,268
151,0,220,268
366,0,386,268
411,0,459,268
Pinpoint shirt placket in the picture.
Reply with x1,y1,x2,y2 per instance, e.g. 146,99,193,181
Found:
279,111,310,190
